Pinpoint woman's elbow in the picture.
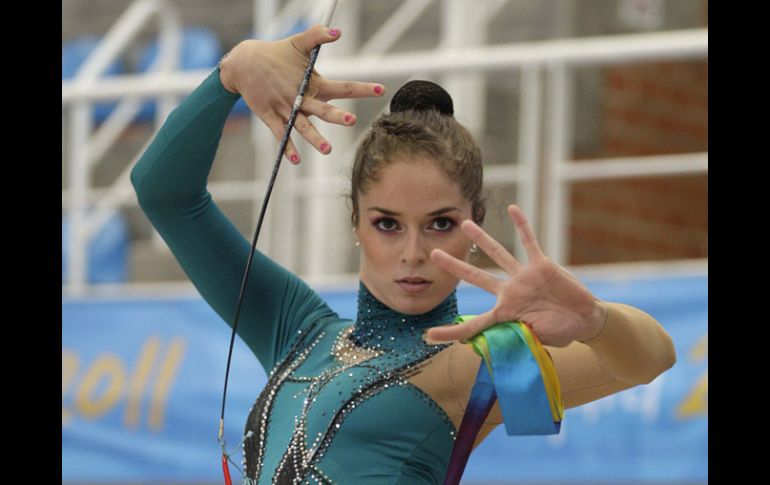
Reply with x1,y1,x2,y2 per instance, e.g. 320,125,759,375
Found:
130,163,151,206
640,332,677,384
130,162,168,211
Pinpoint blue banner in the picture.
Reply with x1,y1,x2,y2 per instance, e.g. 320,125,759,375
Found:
462,274,708,482
62,272,707,483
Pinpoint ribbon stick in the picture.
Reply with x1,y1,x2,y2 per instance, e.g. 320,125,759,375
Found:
443,316,563,485
443,355,497,484
221,454,233,485
218,2,339,483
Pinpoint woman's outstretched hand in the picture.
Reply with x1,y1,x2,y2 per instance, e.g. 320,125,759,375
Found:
219,25,385,164
426,204,608,348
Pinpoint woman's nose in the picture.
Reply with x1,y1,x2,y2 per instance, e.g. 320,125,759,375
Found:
401,231,428,265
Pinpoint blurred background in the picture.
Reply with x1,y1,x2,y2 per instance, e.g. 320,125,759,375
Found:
62,0,707,483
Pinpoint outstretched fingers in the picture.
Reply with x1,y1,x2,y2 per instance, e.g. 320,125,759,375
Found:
264,112,301,164
292,113,331,155
431,249,500,294
289,25,385,101
301,97,357,127
461,220,521,274
316,79,385,102
292,24,345,55
426,310,498,343
507,204,546,261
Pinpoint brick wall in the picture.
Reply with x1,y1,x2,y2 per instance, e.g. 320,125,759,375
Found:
569,60,708,264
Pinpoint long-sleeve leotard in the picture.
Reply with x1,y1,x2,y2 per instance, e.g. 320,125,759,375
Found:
130,67,677,456
130,67,337,373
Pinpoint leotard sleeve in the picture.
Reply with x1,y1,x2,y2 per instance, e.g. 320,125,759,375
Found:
446,301,676,448
130,67,337,373
544,301,677,408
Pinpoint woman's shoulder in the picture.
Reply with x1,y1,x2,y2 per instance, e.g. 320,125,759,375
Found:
404,342,481,424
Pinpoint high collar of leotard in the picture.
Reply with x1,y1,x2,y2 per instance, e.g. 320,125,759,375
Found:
349,281,458,351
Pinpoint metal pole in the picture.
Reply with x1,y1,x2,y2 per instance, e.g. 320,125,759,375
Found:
562,153,709,180
253,0,280,261
66,103,93,294
441,0,488,139
517,66,542,262
543,63,571,265
154,0,182,128
306,0,358,277
74,0,160,82
359,0,433,56
62,30,708,103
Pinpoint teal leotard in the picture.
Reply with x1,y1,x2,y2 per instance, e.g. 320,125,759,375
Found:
131,67,461,484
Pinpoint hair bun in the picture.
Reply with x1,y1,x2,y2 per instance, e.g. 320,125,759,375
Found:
389,80,454,116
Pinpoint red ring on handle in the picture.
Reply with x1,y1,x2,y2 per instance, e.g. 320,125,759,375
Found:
222,454,233,485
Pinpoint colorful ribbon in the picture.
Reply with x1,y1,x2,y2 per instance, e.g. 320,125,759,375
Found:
443,316,563,485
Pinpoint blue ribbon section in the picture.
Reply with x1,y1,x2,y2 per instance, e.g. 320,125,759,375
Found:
443,364,497,485
444,320,562,485
483,324,561,436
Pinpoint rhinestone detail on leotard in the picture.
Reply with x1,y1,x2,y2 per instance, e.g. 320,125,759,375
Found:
243,282,458,484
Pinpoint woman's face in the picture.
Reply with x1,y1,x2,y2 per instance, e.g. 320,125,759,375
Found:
356,158,474,315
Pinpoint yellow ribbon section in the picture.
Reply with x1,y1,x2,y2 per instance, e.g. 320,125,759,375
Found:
455,316,564,424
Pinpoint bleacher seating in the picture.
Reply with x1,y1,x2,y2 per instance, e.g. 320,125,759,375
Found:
61,35,126,123
62,210,129,284
134,26,226,121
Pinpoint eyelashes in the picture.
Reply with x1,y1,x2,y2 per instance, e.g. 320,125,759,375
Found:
374,217,398,232
430,217,454,232
372,216,457,233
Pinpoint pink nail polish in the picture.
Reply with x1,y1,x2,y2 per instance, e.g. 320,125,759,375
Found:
290,154,299,163
344,114,353,123
329,28,340,36
374,85,383,94
320,143,329,153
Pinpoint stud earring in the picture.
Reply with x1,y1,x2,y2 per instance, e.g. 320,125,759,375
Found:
470,244,478,254
355,240,360,247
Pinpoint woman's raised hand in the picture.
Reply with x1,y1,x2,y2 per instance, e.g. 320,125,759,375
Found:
426,204,608,348
219,25,385,164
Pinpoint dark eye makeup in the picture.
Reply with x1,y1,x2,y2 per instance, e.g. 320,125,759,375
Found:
371,216,457,233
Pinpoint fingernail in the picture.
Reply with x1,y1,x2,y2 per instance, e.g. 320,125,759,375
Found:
329,28,340,36
320,143,329,153
374,85,383,94
423,331,443,345
344,114,353,123
290,154,299,163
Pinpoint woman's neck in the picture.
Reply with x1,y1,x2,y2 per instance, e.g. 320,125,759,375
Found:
350,281,458,351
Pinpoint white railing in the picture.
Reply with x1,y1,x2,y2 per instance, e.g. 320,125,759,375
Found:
63,0,182,295
62,0,707,297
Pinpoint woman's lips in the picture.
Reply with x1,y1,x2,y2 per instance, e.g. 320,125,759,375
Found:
396,278,432,293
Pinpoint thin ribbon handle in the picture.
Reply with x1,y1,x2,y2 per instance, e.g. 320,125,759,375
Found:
443,358,497,485
443,316,564,485
218,1,339,482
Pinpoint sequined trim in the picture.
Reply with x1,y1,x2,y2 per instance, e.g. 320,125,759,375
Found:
402,382,457,441
307,464,335,484
246,327,450,483
244,282,459,484
243,317,330,483
350,281,458,352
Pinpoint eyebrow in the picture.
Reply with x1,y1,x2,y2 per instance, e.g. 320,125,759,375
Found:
366,206,461,216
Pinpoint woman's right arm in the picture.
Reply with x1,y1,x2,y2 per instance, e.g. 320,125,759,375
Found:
130,66,331,372
130,26,384,371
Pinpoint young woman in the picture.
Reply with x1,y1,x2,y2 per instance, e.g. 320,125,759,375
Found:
131,24,676,484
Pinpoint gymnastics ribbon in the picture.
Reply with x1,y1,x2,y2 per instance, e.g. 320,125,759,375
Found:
443,316,564,485
217,2,339,484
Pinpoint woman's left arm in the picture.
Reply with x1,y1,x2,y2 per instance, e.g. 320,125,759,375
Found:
545,301,676,408
426,204,676,407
